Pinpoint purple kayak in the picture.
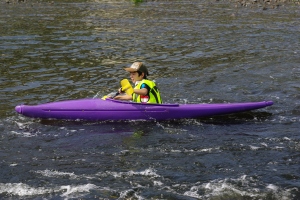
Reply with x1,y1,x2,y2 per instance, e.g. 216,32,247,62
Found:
15,98,273,121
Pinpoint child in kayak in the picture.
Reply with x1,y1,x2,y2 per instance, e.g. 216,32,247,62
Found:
114,62,162,104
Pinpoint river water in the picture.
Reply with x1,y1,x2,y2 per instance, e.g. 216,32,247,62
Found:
1,0,299,199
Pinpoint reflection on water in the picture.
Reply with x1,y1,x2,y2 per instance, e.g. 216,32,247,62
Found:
0,0,299,199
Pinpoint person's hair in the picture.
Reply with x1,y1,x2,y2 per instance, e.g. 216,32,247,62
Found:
137,71,147,79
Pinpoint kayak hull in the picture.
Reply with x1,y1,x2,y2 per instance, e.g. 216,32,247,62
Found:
15,99,273,121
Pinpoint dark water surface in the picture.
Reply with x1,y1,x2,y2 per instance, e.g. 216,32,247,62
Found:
1,0,299,199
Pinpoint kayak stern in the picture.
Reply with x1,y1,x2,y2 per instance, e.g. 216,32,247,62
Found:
15,105,22,114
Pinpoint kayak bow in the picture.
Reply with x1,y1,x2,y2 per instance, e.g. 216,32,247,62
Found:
15,99,273,121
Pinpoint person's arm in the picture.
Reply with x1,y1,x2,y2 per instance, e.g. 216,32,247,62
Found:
134,83,149,96
114,94,133,100
114,88,148,100
114,83,149,101
133,88,148,96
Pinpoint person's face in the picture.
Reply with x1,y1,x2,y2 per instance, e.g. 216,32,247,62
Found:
130,71,144,83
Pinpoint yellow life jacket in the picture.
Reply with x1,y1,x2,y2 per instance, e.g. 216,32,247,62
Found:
132,79,162,104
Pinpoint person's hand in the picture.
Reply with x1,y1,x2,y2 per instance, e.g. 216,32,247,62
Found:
118,87,123,94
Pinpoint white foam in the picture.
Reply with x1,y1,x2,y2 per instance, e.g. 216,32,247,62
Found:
183,175,294,199
184,185,202,198
119,189,144,199
154,147,219,155
10,130,37,137
35,169,77,179
184,176,259,199
0,182,100,198
171,149,181,153
0,183,50,196
260,142,268,147
249,145,260,150
153,181,163,186
109,168,160,178
60,184,98,197
199,147,215,152
266,184,278,191
274,146,285,150
15,121,32,130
